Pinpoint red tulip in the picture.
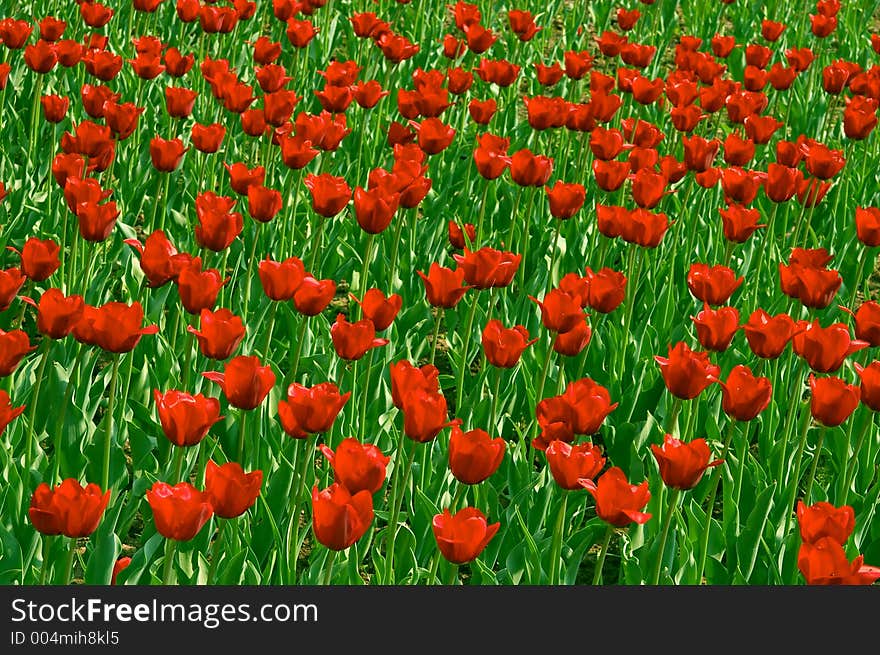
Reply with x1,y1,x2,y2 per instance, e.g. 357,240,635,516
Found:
797,501,854,545
686,263,743,306
124,230,189,288
855,362,880,411
529,290,584,334
448,425,505,485
798,537,880,585
583,267,626,313
545,182,586,219
187,308,245,360
390,361,440,409
692,304,739,352
330,313,389,360
809,374,859,427
651,435,722,490
432,507,500,564
17,238,60,281
654,342,720,400
75,301,158,353
453,247,521,289
149,136,187,172
855,207,880,247
28,479,110,538
351,289,401,331
293,276,336,316
154,389,223,447
146,481,213,541
319,438,389,494
401,388,455,443
545,440,606,490
202,355,275,410
792,321,868,373
204,460,262,519
580,467,652,527
312,483,373,551
304,173,351,217
258,256,305,301
719,204,765,242
718,365,772,421
481,319,535,369
417,263,471,308
509,149,553,187
278,382,350,435
353,185,400,234
743,309,799,359
246,185,283,223
176,258,227,315
28,289,85,339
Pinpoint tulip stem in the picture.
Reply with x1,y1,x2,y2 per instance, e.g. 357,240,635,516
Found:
649,487,681,585
517,189,538,289
534,337,555,426
261,302,278,360
667,397,682,437
545,219,563,292
446,562,459,586
53,344,85,483
384,439,416,585
426,550,442,585
592,524,614,585
843,414,872,505
181,324,194,390
695,419,736,584
358,349,375,440
289,317,308,384
451,481,467,513
750,202,780,308
242,222,261,320
101,355,121,492
490,367,502,433
852,249,868,305
288,441,314,584
207,519,225,585
62,538,76,586
237,409,248,465
475,183,490,246
172,447,185,484
549,492,569,585
429,308,443,366
306,214,326,274
454,292,480,414
803,427,827,506
162,539,178,585
27,75,44,167
24,339,51,476
38,535,54,585
783,406,814,538
321,549,337,585
357,234,375,319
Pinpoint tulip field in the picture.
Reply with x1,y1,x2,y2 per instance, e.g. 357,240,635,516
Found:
2,0,880,587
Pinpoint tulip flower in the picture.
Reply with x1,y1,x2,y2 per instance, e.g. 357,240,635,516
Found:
798,537,880,585
258,256,305,301
743,309,799,359
28,479,110,537
448,425,505,484
311,483,374,551
432,507,500,564
351,289,401,331
717,365,772,421
204,460,262,519
481,319,536,368
146,481,213,541
651,435,722,490
389,361,440,409
792,321,868,373
319,438,389,494
154,390,223,447
124,230,190,288
686,264,744,305
453,247,521,289
401,388,456,443
545,440,606,490
27,289,85,340
579,467,651,527
654,342,720,400
809,374,859,427
305,173,351,217
330,314,389,360
292,276,336,316
797,501,855,545
203,355,275,410
418,263,472,308
529,289,584,334
692,304,740,352
278,382,350,435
